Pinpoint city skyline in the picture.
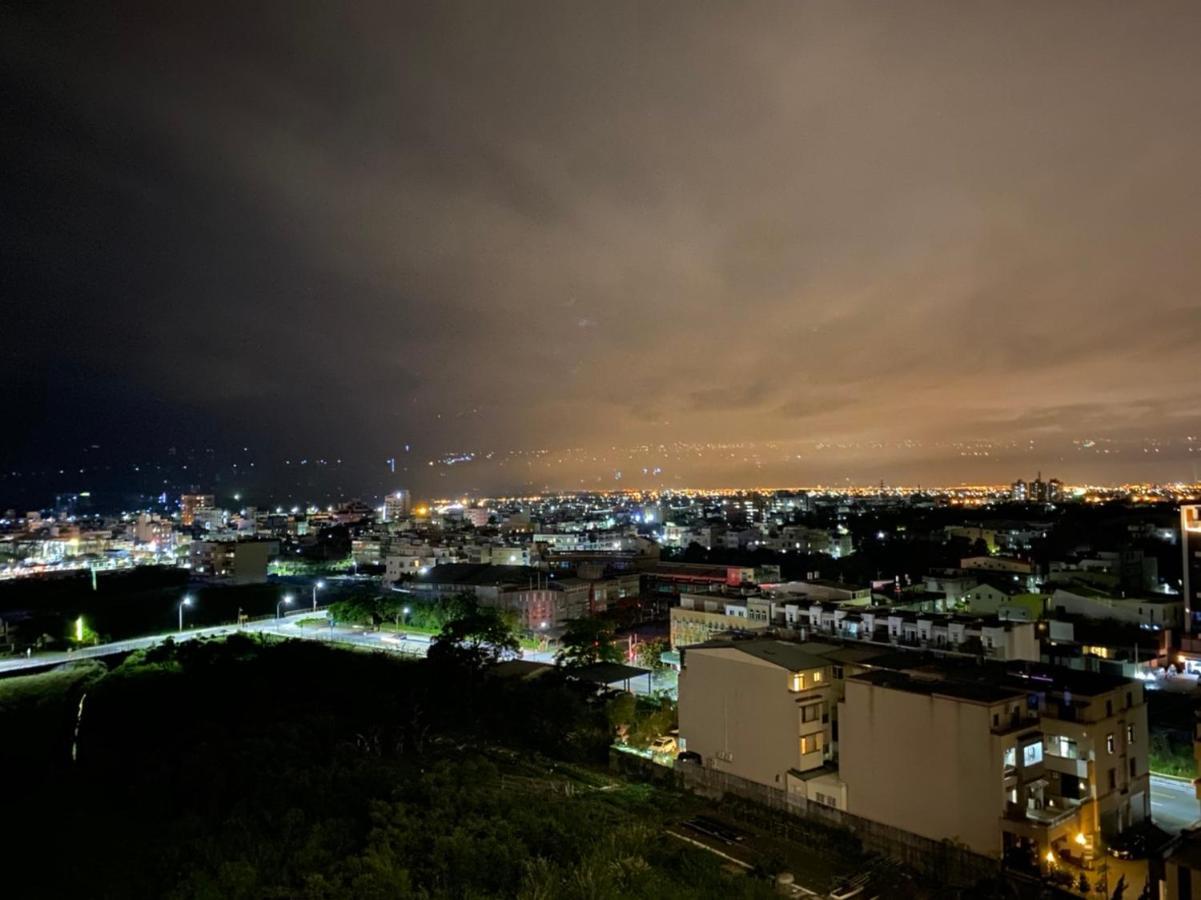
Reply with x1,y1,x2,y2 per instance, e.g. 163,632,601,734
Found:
7,1,1201,498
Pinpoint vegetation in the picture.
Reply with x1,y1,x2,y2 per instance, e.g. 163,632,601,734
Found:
556,616,623,667
328,592,477,632
1148,731,1195,778
1,634,789,899
635,637,669,672
608,692,677,749
427,603,521,670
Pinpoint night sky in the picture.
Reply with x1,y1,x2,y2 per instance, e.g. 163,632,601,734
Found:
5,1,1201,501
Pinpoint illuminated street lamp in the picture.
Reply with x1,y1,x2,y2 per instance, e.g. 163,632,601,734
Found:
178,594,193,632
278,593,294,620
312,579,325,611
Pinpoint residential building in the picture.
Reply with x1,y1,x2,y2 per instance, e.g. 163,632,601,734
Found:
838,665,1149,865
188,540,271,584
383,490,411,522
678,640,834,790
924,571,979,605
1182,504,1201,636
1047,587,1182,630
964,582,1046,620
180,493,214,527
669,592,772,648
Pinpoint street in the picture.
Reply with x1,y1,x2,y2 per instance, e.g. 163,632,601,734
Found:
1151,773,1200,833
0,615,676,697
0,610,329,674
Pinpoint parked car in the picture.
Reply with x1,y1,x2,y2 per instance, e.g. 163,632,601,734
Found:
649,735,678,756
1108,831,1148,860
676,750,702,764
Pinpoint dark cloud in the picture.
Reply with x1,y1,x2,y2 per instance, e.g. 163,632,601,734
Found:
4,0,1201,493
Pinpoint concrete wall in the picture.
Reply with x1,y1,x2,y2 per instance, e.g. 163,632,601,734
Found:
839,679,1007,856
679,647,828,788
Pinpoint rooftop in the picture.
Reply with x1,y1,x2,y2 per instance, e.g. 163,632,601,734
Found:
685,638,830,672
413,562,542,587
850,668,1029,705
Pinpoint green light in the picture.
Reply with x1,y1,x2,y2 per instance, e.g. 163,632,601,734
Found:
75,616,84,642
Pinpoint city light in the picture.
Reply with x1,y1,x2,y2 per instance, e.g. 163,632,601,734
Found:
178,594,193,632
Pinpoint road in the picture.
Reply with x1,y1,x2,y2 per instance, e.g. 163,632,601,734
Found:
0,610,334,675
0,614,677,696
1151,774,1200,833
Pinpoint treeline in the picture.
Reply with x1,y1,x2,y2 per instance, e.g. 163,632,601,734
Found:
1,628,701,898
327,591,484,632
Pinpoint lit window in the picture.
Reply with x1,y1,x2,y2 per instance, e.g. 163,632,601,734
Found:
1126,725,1134,744
1003,747,1016,769
813,670,823,683
790,673,804,692
1106,734,1115,754
1022,742,1043,766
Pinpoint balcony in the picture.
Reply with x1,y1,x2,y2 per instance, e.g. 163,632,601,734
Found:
992,712,1040,736
1043,752,1088,779
1002,801,1081,838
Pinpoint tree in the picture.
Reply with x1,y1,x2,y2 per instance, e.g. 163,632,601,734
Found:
555,617,622,668
634,638,668,672
427,604,519,670
328,595,382,627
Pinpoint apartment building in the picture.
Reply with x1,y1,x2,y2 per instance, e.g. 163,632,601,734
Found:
669,592,773,648
677,637,1149,871
1047,586,1182,630
838,665,1149,867
791,603,1040,662
678,640,833,789
179,493,215,527
188,540,272,584
404,563,627,630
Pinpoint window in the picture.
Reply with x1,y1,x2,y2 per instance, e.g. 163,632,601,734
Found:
1047,735,1078,759
801,704,821,723
1106,733,1115,754
1126,691,1133,709
1130,758,1137,777
800,733,824,755
813,670,823,683
1004,747,1017,769
1108,768,1117,790
1106,700,1113,717
790,673,804,692
1022,742,1043,766
1127,725,1135,744
833,665,844,679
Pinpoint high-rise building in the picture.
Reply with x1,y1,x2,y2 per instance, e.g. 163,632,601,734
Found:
1010,480,1028,502
1047,478,1063,503
1030,473,1047,503
1180,504,1201,635
383,490,411,522
180,493,214,527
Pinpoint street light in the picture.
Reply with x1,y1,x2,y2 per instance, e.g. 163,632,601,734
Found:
395,605,411,631
278,593,294,620
312,579,325,611
178,594,193,633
